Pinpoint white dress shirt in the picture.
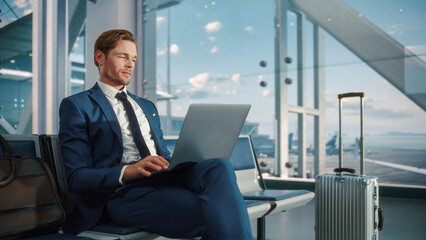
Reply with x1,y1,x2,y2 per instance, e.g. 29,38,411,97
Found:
97,81,158,183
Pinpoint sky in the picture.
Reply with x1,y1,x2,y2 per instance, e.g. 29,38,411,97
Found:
154,0,426,138
0,0,32,28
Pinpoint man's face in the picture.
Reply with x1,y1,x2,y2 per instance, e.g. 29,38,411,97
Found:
96,40,137,90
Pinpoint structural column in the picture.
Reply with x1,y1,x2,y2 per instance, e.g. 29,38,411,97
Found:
32,0,68,134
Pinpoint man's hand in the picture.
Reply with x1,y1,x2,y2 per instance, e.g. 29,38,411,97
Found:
122,155,169,182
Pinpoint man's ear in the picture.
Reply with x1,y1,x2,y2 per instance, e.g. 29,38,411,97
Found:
95,50,105,67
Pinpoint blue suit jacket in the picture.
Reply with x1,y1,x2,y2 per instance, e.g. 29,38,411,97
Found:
58,83,171,235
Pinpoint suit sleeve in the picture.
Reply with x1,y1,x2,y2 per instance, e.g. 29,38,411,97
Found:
59,98,122,194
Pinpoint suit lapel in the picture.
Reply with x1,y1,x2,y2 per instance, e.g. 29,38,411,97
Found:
127,92,163,154
88,83,123,146
128,93,154,121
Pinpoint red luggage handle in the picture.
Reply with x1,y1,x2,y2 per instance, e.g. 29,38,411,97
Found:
338,92,365,175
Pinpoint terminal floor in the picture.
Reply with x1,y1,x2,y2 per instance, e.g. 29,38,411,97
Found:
157,197,426,240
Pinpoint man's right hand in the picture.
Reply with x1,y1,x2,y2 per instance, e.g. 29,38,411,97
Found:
122,155,169,182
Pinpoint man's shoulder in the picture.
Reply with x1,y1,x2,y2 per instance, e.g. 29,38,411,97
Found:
128,92,154,106
63,84,99,102
61,91,93,107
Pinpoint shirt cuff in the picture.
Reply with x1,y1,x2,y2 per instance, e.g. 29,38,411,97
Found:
119,165,129,185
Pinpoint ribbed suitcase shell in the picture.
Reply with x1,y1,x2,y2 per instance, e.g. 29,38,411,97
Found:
315,174,379,240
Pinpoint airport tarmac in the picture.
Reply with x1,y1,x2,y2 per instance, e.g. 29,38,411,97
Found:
257,148,426,186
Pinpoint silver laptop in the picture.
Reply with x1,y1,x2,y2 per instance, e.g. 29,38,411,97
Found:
166,103,251,170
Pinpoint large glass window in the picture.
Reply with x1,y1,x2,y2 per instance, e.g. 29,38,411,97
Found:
153,0,426,186
0,0,33,134
155,0,275,159
322,0,426,186
287,0,426,186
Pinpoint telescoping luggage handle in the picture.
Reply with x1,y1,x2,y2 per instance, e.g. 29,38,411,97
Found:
335,92,365,175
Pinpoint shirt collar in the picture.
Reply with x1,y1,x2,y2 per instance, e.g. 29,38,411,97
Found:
97,81,127,99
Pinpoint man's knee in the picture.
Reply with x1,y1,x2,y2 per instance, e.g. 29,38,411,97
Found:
199,158,235,180
204,157,233,171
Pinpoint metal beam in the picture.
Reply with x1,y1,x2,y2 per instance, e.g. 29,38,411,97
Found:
274,0,290,177
314,24,326,176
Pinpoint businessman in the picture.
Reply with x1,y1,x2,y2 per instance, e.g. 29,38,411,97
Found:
59,29,253,239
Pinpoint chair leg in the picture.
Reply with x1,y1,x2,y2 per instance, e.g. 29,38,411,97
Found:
257,217,266,240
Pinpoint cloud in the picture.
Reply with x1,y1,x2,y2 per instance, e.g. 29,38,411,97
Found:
231,74,241,86
262,89,272,97
388,24,404,36
208,36,216,42
205,21,222,33
157,16,166,25
13,0,28,8
245,26,254,32
187,89,210,99
189,72,210,89
210,46,219,54
406,45,426,56
331,98,414,119
212,85,218,92
226,90,237,95
170,44,179,54
366,106,414,119
157,48,166,56
23,9,32,15
211,74,230,83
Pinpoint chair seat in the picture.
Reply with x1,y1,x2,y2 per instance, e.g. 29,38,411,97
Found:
244,189,310,201
245,200,272,219
244,190,315,213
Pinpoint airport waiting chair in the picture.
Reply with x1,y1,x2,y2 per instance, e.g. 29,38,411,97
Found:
231,136,315,204
227,135,315,240
0,134,90,240
43,135,160,240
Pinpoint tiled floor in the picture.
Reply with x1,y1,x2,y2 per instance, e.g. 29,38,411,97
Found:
158,197,426,240
250,197,426,240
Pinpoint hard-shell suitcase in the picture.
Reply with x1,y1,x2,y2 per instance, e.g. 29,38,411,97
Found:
315,92,383,240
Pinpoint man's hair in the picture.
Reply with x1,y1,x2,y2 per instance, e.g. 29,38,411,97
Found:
94,29,136,68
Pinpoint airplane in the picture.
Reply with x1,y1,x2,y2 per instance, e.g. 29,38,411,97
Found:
326,134,338,155
254,133,295,158
326,133,360,155
255,132,315,157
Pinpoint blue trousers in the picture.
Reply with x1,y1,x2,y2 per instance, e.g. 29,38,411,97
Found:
106,158,253,239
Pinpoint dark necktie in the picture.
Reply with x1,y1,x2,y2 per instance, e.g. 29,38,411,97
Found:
116,91,150,159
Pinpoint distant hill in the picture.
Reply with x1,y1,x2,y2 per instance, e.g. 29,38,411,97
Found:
379,131,426,136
